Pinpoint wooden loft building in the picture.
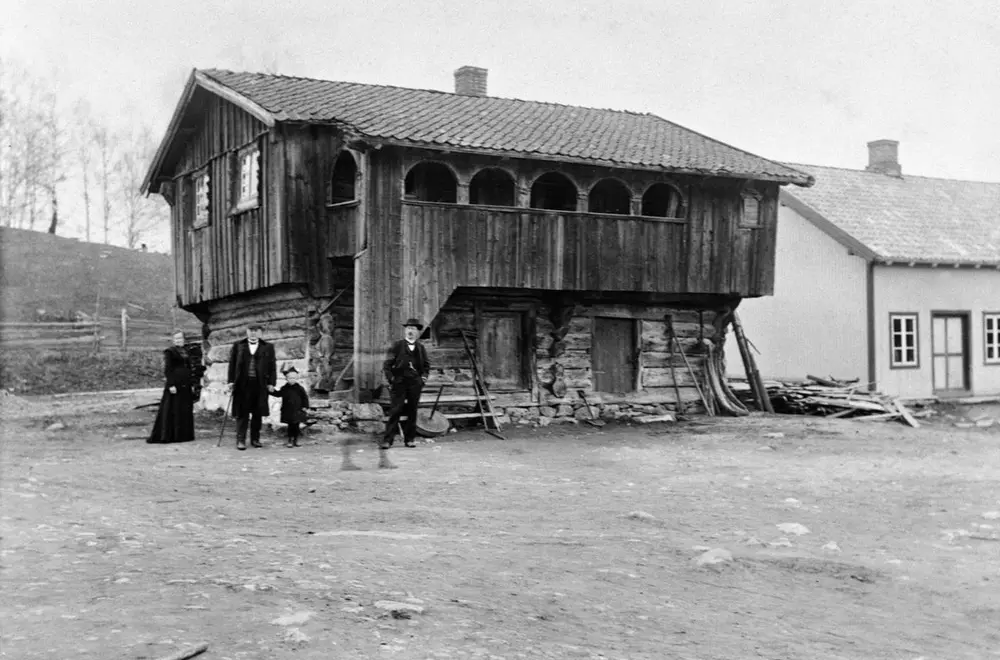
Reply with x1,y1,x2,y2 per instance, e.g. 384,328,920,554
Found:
142,66,813,418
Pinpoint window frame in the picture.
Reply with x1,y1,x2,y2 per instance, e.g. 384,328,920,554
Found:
739,190,762,228
327,150,359,207
192,169,210,229
984,312,1000,365
889,312,920,369
232,144,261,213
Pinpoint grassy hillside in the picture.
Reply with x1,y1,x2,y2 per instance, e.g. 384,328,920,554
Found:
0,227,202,394
0,227,191,324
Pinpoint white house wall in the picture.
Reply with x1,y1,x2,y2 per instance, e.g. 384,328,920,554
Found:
726,202,868,383
873,266,1000,398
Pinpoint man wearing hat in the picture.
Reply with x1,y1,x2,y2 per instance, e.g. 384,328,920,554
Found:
227,322,277,450
381,318,431,449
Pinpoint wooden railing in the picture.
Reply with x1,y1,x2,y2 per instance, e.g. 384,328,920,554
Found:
401,202,696,326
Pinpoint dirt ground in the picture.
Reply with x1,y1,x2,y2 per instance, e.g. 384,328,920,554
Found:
2,395,999,660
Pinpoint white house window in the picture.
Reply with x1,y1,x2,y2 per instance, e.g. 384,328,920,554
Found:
235,145,260,210
193,171,210,228
985,313,1000,365
890,313,919,368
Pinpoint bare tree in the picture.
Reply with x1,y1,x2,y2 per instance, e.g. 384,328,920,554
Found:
0,58,40,228
74,101,94,241
40,90,67,235
0,59,65,233
92,123,114,243
116,124,168,249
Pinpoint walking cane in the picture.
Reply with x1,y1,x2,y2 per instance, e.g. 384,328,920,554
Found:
217,390,234,447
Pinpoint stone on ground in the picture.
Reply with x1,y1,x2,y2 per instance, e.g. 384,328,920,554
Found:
777,522,811,536
694,548,733,566
374,600,425,615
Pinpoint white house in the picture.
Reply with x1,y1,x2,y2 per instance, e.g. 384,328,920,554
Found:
729,140,1000,400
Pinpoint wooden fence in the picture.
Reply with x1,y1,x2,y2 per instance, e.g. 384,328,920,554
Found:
0,314,202,352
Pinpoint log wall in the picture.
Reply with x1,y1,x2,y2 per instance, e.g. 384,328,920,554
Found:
196,285,352,421
416,288,732,420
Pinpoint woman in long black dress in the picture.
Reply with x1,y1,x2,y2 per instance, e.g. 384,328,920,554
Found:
148,330,196,444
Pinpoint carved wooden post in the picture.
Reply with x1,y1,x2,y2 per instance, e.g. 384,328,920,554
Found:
631,193,643,216
516,179,530,208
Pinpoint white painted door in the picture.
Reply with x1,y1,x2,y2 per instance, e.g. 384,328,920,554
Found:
931,315,968,393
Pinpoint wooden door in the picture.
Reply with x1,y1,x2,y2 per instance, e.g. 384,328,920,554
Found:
932,314,969,393
593,317,636,393
478,312,524,390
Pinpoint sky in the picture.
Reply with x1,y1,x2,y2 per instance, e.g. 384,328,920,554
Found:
3,0,999,248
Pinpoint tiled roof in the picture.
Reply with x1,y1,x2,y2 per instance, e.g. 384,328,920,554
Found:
784,163,1000,265
198,69,812,185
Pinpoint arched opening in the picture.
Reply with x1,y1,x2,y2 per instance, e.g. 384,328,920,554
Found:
404,162,457,203
330,151,357,204
529,172,577,211
641,183,687,218
469,168,516,206
588,178,632,215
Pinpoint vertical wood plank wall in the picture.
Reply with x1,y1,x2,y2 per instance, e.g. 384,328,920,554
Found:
355,149,405,391
401,179,778,331
171,92,273,306
281,126,357,298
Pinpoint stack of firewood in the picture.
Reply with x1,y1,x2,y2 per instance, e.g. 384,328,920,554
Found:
733,374,922,428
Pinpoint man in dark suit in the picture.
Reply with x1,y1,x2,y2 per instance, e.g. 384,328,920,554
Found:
381,318,430,450
227,322,277,450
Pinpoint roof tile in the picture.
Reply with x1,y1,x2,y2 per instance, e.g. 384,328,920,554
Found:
199,69,811,185
785,163,1000,265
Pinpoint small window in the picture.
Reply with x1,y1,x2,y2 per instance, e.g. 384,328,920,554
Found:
193,171,210,228
329,151,357,204
890,313,919,368
740,191,762,228
234,145,260,211
985,313,1000,365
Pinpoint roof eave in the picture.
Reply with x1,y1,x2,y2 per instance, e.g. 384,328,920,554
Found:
141,70,198,195
141,70,277,195
875,258,1000,269
365,137,813,185
195,70,276,127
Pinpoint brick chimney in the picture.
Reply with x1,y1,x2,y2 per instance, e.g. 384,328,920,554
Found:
866,139,902,177
454,66,488,96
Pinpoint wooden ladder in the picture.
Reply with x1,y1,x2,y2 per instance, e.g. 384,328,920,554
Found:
460,329,505,439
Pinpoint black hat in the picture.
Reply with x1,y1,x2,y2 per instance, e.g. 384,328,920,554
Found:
402,318,424,330
247,322,264,331
283,366,298,375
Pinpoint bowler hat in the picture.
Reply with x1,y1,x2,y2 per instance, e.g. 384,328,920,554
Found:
402,318,424,330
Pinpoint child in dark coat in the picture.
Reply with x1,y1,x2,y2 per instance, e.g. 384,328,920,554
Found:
269,367,311,447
